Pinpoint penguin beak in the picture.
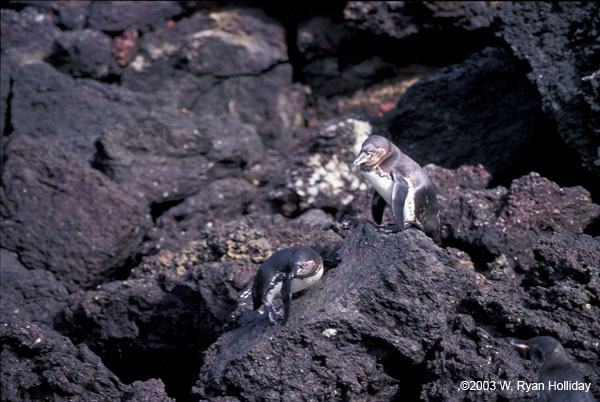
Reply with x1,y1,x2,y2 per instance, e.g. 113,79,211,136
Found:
353,152,369,167
507,337,529,350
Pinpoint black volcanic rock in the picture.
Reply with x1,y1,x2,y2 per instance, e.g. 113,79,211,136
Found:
0,136,150,290
492,2,600,178
525,233,600,289
296,15,400,97
458,235,600,394
381,47,546,174
181,63,306,139
424,164,492,193
123,8,287,84
431,169,600,272
87,0,183,33
0,56,10,136
144,177,273,254
9,62,163,163
192,202,599,401
0,7,62,65
121,8,305,138
252,117,387,221
2,2,600,401
51,0,91,30
344,1,491,39
94,110,262,205
0,317,173,402
192,225,522,401
57,212,343,400
47,29,113,79
0,248,69,326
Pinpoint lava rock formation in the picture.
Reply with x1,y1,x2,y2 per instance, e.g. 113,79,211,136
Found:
1,2,599,401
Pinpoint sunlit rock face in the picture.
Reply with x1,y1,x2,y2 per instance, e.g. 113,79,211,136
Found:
1,2,599,401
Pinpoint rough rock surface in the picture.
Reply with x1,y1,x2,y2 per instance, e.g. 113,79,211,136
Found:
344,1,491,39
144,178,272,254
194,223,600,401
0,248,69,327
8,62,163,162
50,0,91,30
381,47,546,174
87,0,183,33
57,212,343,400
276,117,374,217
492,2,600,177
432,169,600,271
0,317,173,402
0,55,10,136
0,7,62,65
296,15,401,98
1,2,599,401
121,8,305,139
1,136,150,289
94,111,263,205
46,29,113,79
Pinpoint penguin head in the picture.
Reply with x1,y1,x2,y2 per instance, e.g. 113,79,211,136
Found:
291,248,321,277
507,336,566,366
353,135,391,169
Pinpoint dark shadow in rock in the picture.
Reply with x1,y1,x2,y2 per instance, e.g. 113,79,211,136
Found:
488,118,600,203
150,198,185,223
103,289,210,402
0,58,13,137
361,334,426,401
0,317,174,401
57,281,222,402
441,237,495,273
380,47,545,176
111,252,144,282
584,216,600,237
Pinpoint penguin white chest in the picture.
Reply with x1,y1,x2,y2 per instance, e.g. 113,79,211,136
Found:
291,264,324,293
360,169,394,204
403,182,416,223
361,169,417,224
265,281,282,305
265,264,324,304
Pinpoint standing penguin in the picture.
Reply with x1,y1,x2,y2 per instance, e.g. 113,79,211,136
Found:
353,135,441,244
508,336,597,402
252,246,323,326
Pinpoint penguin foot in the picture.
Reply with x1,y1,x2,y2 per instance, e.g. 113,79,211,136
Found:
381,224,403,233
268,307,285,325
268,310,280,324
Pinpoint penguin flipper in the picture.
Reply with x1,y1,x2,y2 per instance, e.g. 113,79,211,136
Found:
280,275,292,326
252,277,262,311
414,185,442,245
371,191,387,225
391,175,409,230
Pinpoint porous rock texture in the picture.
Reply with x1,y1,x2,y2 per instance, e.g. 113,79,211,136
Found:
1,135,150,290
381,47,546,174
120,7,306,139
344,1,491,39
1,2,599,401
0,317,173,402
56,211,343,401
491,2,600,178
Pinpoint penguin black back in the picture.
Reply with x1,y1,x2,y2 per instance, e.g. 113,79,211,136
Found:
252,246,323,325
353,135,441,244
508,336,597,402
